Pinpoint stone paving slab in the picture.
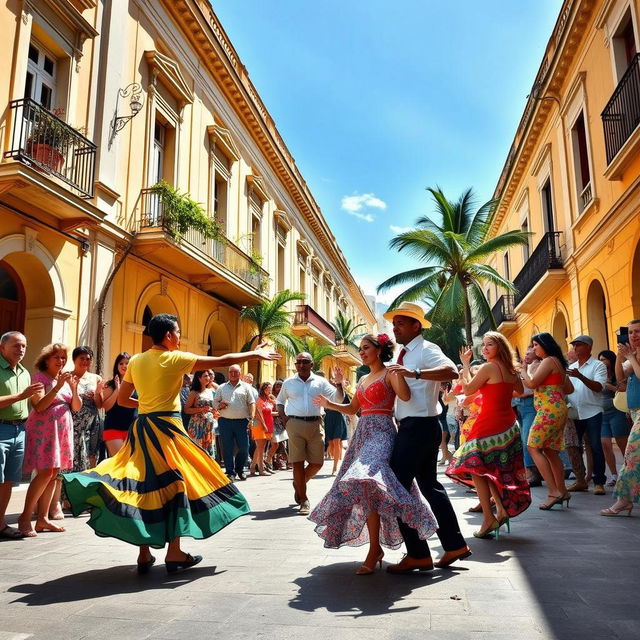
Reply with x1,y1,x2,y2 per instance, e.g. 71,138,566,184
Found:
0,466,637,639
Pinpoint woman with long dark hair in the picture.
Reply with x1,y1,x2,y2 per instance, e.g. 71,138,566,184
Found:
447,332,531,538
598,349,631,486
101,353,136,457
184,369,216,455
522,332,574,510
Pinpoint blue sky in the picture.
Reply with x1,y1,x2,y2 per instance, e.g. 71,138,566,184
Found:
212,0,563,305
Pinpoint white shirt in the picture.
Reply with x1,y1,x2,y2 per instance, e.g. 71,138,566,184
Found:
276,373,340,417
394,335,457,420
567,357,607,420
213,381,255,419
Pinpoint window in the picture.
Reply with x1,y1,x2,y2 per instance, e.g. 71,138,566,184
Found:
521,217,531,262
248,189,263,257
612,7,637,81
299,265,307,297
571,111,593,211
503,253,511,281
540,178,555,233
25,41,57,109
277,244,285,291
212,146,230,235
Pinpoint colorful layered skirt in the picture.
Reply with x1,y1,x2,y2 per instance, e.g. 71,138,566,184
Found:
446,421,531,517
62,411,249,548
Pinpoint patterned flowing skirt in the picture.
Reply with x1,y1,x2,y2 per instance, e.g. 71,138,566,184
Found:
615,408,640,503
309,413,438,549
528,386,567,451
446,421,531,517
62,411,250,548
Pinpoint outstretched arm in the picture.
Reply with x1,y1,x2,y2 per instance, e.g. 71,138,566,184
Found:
192,342,280,372
314,392,360,415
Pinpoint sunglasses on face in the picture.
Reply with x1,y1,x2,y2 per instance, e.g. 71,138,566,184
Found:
295,360,312,365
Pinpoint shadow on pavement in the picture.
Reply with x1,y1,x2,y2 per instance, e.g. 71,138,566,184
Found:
250,506,299,520
7,565,223,605
289,562,458,618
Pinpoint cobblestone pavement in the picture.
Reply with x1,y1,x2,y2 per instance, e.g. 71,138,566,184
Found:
0,463,638,640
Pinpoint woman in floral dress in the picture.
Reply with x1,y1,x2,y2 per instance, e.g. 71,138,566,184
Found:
602,319,640,516
18,343,80,537
522,332,574,510
310,334,438,575
184,370,216,455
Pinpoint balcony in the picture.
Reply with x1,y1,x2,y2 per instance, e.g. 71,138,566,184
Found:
334,338,362,366
292,304,336,344
0,99,102,226
477,295,517,336
602,53,640,179
134,188,268,305
4,98,96,198
513,232,566,313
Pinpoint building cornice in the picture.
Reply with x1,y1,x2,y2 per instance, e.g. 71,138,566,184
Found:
160,0,374,322
491,0,598,234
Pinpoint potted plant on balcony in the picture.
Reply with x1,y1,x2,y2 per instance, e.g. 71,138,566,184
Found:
26,107,75,174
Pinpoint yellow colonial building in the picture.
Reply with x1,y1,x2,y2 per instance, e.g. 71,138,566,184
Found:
482,0,640,357
0,0,374,379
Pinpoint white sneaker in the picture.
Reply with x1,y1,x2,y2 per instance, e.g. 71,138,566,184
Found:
298,500,310,515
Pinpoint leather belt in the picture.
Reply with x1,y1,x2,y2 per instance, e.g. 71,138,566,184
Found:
288,415,321,422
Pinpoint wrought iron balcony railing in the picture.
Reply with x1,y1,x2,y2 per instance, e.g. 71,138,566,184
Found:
513,232,563,307
4,98,96,198
602,53,640,164
294,304,336,342
138,188,267,291
477,294,516,336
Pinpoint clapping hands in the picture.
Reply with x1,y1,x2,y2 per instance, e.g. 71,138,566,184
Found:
459,346,473,367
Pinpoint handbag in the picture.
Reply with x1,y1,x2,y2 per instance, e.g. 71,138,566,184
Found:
613,390,628,413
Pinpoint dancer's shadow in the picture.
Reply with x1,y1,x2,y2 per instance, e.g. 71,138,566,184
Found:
7,565,223,605
250,506,297,520
289,562,457,619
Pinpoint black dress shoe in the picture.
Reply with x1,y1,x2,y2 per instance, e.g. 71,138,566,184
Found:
237,472,247,481
137,555,156,574
165,553,203,573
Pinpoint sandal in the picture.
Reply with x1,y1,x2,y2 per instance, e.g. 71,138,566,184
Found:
165,553,203,574
0,525,25,539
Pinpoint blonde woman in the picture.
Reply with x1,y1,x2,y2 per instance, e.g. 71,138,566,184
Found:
447,333,531,538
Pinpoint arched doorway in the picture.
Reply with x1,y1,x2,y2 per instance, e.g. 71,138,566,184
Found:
206,317,232,380
0,260,25,335
552,311,569,352
140,295,180,351
586,280,609,353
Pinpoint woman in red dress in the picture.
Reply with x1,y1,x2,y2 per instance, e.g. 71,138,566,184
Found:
447,332,531,538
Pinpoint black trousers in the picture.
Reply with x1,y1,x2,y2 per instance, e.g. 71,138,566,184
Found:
390,416,466,558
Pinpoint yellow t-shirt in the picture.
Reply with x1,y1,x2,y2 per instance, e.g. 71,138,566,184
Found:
124,349,198,414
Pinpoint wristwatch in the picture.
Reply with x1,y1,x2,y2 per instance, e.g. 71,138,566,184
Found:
414,369,421,379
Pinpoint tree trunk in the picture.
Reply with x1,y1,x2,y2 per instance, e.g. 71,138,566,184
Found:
95,241,135,376
463,287,473,348
255,333,263,386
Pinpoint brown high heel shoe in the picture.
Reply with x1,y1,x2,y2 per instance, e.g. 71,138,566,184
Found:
356,550,384,575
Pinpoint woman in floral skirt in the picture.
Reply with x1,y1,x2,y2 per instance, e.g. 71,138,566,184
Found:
310,333,438,575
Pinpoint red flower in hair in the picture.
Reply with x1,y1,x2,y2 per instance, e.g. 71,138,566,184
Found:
377,333,391,345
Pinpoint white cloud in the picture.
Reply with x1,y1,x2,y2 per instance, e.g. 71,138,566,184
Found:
341,192,387,222
389,225,413,234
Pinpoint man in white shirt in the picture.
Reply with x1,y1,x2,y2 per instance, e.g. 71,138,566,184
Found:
214,365,256,481
383,302,470,573
277,353,343,515
566,334,608,495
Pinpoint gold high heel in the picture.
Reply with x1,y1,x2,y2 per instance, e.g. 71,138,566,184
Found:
473,520,500,539
356,551,384,575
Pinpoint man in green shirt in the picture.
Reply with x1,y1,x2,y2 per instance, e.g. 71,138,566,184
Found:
0,331,42,539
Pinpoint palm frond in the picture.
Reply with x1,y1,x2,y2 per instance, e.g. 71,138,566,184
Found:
377,265,443,292
389,229,453,264
466,230,530,261
467,264,516,292
469,281,496,332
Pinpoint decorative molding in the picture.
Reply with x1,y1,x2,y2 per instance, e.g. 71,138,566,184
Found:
246,174,269,203
273,209,291,231
24,227,38,254
144,50,194,109
126,321,145,334
207,124,240,161
0,179,29,196
160,275,169,296
35,0,99,43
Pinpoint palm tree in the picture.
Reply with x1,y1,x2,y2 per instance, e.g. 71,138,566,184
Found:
420,282,466,362
332,310,366,348
240,289,305,382
298,337,335,374
378,187,529,346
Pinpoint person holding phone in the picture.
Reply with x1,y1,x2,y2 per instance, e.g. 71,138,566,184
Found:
602,319,640,516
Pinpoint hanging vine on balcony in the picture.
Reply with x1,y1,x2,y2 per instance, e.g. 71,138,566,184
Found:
150,180,223,241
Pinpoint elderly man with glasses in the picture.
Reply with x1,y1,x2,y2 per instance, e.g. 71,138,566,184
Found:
277,353,344,515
